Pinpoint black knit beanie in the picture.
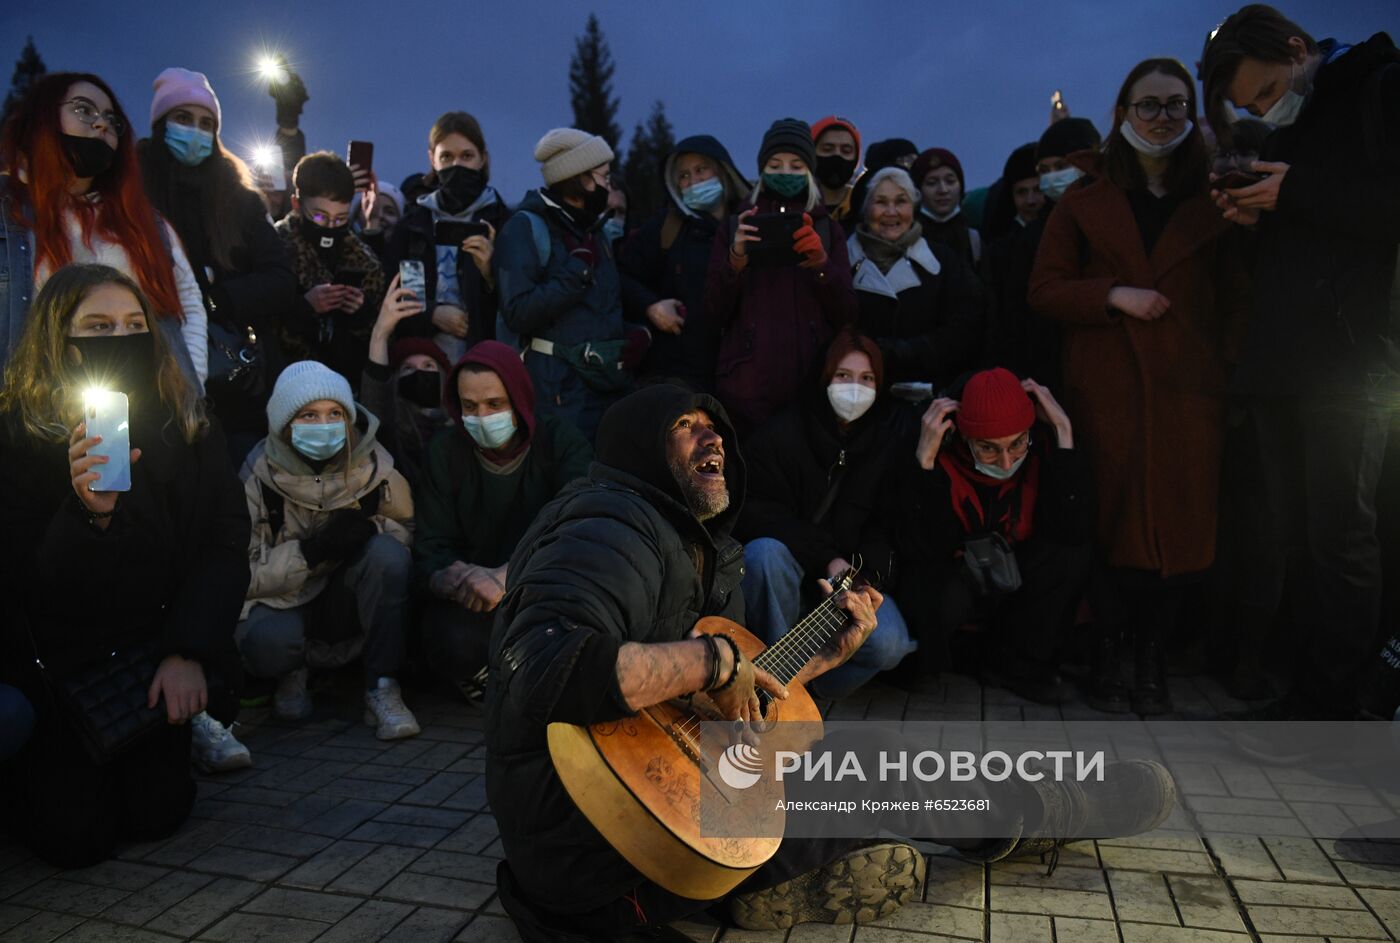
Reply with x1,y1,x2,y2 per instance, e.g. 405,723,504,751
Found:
758,118,817,173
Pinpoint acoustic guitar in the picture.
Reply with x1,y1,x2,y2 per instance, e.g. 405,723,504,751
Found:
547,569,859,900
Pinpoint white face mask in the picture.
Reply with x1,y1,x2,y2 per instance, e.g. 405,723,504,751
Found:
462,409,516,449
1039,166,1083,202
1260,63,1309,127
1119,120,1195,158
827,382,876,423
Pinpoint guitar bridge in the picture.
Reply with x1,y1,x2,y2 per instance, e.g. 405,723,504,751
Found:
666,720,710,772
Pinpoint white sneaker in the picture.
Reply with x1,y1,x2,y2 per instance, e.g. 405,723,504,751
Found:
364,677,421,740
274,667,314,721
190,711,252,773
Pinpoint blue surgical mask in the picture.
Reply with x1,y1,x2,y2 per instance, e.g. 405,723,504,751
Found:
164,122,214,167
1039,166,1083,202
463,410,516,450
681,176,724,211
1118,120,1194,158
969,441,1027,481
602,217,625,244
290,421,347,461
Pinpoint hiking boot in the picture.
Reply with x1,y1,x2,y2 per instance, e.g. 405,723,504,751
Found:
729,842,924,930
364,677,421,740
190,711,252,773
1132,626,1172,715
1085,627,1131,714
274,666,313,721
956,760,1176,872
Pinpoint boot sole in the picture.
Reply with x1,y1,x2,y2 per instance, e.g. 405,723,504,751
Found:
730,842,925,930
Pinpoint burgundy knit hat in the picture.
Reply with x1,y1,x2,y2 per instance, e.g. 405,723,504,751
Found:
388,337,450,373
956,368,1034,440
910,147,965,191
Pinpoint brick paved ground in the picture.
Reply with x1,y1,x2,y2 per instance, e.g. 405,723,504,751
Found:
4,670,1400,942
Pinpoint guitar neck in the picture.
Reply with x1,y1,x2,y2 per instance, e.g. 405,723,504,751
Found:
752,589,850,687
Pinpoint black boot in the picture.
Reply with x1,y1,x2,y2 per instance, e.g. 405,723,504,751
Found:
1132,624,1172,715
1085,627,1131,713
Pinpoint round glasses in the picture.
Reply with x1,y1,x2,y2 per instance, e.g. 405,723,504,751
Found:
970,433,1031,464
1129,98,1191,122
63,97,126,137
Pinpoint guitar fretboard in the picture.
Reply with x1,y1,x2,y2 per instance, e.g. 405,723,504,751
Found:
752,577,853,687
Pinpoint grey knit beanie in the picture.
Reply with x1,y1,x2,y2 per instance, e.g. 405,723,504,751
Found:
534,128,615,186
266,361,356,434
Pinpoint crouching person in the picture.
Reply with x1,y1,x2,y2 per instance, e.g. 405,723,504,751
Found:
238,361,420,739
414,340,591,700
895,368,1093,704
0,265,250,867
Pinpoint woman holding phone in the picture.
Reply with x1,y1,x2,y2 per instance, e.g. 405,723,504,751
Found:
0,72,209,382
706,118,856,434
384,111,509,361
1028,57,1249,715
0,263,250,868
138,67,298,465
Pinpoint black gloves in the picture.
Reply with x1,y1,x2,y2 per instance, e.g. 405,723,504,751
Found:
269,62,309,129
301,510,377,568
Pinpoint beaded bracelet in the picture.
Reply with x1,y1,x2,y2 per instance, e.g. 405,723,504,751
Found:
708,633,743,693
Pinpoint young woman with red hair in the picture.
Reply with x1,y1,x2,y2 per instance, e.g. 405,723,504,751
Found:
0,72,208,382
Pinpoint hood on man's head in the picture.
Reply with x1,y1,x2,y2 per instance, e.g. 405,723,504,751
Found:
444,340,537,445
594,383,745,524
665,134,752,217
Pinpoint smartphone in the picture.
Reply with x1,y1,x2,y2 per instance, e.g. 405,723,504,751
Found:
333,269,366,289
83,389,131,492
1215,171,1265,190
399,260,426,300
434,219,490,246
1051,89,1066,112
347,140,374,179
747,211,803,267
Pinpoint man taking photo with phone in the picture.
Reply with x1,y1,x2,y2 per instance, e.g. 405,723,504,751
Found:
1200,5,1400,723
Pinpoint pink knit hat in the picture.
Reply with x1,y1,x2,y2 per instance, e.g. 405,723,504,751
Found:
150,67,221,128
956,368,1035,440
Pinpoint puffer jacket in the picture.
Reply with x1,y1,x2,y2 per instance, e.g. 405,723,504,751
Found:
240,405,413,622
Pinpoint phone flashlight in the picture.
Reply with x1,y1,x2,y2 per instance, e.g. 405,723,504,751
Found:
83,387,111,410
251,145,280,170
257,55,287,84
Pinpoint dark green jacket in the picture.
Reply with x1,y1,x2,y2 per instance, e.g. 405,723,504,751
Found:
412,413,591,588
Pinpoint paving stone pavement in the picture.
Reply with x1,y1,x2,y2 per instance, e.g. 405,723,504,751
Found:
4,671,1400,942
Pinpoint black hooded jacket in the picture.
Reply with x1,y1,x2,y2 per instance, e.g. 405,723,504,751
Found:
485,384,747,914
616,135,751,391
1234,33,1400,394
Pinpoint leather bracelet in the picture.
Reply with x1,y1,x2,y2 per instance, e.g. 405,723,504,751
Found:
700,635,722,692
709,633,743,693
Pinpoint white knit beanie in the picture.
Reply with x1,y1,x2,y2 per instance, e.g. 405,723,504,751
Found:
534,128,614,186
266,361,356,434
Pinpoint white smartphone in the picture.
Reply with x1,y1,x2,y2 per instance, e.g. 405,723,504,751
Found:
84,389,131,492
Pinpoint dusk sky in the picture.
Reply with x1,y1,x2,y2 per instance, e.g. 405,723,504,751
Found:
4,1,1396,203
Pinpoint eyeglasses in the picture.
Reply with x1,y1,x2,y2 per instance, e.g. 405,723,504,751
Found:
970,433,1031,463
1129,98,1191,122
590,170,612,189
304,209,350,227
63,97,126,137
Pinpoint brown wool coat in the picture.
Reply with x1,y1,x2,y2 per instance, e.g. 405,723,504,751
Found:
1027,178,1249,576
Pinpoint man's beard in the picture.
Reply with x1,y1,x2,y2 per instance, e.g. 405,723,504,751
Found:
668,452,730,522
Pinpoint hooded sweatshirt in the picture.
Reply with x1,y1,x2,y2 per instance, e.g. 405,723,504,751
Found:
618,134,752,391
485,383,748,913
413,341,592,588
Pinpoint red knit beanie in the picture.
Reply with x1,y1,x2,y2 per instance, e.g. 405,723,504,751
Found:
388,337,451,373
821,328,884,391
910,147,965,191
957,368,1034,439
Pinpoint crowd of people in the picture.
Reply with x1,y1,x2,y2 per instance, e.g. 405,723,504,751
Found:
0,9,1397,935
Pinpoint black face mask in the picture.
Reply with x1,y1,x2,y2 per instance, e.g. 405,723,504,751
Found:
300,214,348,262
582,182,611,226
397,369,442,409
69,332,158,398
61,133,116,180
436,165,486,214
815,154,858,191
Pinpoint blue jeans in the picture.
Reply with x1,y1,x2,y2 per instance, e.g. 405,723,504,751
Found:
740,537,915,700
0,683,35,762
